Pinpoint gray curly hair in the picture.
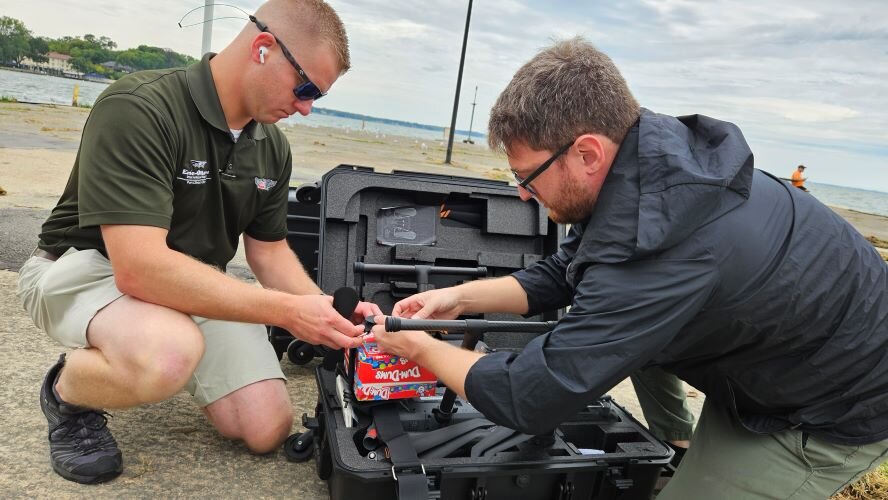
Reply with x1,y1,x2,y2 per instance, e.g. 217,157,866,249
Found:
488,37,639,154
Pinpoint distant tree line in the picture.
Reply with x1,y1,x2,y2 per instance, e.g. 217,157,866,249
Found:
0,16,196,79
0,17,48,65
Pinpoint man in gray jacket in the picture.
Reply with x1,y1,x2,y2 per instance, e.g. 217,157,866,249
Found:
372,37,888,498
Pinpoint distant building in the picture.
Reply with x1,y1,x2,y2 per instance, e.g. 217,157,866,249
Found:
21,52,83,78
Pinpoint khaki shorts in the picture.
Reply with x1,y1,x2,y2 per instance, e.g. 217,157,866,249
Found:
17,247,285,406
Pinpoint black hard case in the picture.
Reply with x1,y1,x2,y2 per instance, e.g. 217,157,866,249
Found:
314,370,671,500
289,166,671,499
316,165,562,349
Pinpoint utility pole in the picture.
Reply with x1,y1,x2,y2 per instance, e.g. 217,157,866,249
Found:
201,0,214,55
463,86,478,144
444,0,473,164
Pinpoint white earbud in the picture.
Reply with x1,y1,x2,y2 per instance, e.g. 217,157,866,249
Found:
259,46,268,64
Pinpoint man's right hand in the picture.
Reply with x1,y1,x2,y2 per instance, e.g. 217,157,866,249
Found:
283,294,364,349
392,288,464,320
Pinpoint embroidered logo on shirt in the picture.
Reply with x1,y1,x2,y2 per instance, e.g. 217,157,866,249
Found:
254,177,277,191
178,160,212,185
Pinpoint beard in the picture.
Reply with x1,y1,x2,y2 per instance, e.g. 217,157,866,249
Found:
544,170,597,224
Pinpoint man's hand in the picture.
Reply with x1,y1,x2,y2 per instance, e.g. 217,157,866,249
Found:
283,294,365,349
353,301,383,326
392,288,464,320
370,316,483,400
370,317,437,360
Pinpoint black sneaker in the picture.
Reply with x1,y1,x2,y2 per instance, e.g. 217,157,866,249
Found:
40,354,123,484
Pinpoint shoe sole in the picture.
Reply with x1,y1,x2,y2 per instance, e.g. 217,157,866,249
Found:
52,462,123,484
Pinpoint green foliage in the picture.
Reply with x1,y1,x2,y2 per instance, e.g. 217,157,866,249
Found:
28,37,49,63
1,16,197,78
116,45,197,71
0,16,35,64
47,35,116,73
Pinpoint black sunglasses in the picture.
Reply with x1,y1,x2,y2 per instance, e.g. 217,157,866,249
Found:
249,15,326,101
512,141,573,196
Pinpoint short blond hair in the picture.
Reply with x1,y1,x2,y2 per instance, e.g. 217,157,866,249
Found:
254,0,350,73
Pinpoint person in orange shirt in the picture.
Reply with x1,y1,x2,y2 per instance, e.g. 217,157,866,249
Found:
791,164,808,191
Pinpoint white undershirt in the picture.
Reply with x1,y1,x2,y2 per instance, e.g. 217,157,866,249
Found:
230,128,243,142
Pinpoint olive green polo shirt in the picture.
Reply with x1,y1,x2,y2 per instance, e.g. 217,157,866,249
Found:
38,54,292,270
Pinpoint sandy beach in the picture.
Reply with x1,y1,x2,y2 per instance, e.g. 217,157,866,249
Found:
0,102,885,497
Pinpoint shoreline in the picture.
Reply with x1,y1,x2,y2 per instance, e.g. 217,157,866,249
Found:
1,101,886,236
824,204,888,220
0,66,115,85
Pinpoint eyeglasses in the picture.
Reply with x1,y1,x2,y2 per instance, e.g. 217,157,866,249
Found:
512,141,573,196
249,15,326,101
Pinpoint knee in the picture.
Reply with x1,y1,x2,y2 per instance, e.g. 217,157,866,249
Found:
133,322,204,401
241,407,294,454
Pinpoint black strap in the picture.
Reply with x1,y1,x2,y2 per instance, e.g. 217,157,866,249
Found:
410,418,494,455
469,426,518,457
422,428,491,459
372,405,428,500
477,431,535,457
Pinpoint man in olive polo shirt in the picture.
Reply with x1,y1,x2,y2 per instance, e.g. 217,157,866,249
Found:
16,0,377,484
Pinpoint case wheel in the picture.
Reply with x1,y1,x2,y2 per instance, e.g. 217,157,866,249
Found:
287,340,316,365
295,182,321,204
283,429,315,462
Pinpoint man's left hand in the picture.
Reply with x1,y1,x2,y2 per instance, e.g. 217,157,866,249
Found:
370,316,481,400
370,317,436,360
352,301,383,325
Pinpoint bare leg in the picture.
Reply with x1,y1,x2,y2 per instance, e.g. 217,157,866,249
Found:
55,295,205,409
203,379,293,453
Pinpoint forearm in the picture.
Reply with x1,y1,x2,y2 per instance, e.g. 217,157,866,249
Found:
454,276,529,315
247,242,321,295
116,248,294,328
412,337,484,400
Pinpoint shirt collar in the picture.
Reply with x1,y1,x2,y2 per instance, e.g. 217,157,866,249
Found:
185,53,267,141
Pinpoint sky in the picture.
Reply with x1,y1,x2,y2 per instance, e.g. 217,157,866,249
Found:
2,0,887,192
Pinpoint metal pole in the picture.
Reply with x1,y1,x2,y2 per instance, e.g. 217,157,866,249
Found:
444,0,473,164
201,0,215,55
464,85,478,144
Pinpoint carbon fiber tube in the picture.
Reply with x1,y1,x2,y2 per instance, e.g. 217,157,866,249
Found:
384,317,557,333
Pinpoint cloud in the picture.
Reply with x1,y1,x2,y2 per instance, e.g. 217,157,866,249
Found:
4,0,887,191
724,97,859,123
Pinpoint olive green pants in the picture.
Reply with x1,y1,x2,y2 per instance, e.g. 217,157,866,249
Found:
631,366,696,442
658,398,888,499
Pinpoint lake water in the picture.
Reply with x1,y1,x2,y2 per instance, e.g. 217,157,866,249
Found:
3,69,887,216
800,182,888,217
284,112,453,143
0,69,455,142
0,69,110,106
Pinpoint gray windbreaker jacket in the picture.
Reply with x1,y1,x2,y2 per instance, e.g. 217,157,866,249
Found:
464,109,888,445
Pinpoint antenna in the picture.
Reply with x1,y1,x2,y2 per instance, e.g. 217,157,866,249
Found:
463,85,478,145
177,3,251,55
